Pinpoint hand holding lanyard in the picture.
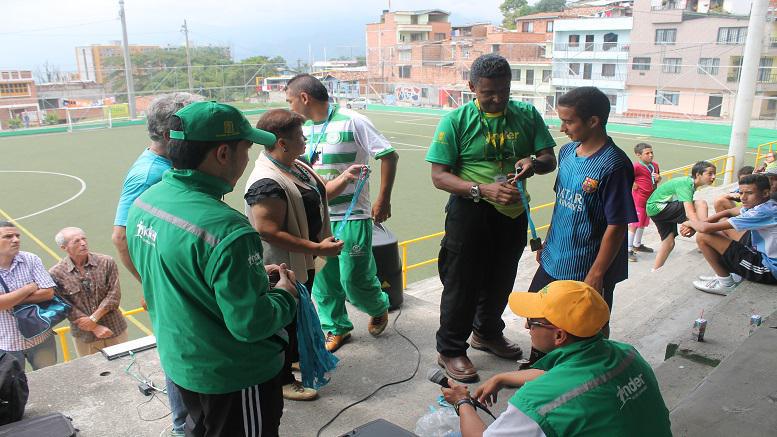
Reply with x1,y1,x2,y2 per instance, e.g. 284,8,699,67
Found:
334,166,370,240
514,168,542,252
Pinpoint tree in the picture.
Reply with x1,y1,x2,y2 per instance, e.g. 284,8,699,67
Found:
500,0,529,29
499,0,527,29
35,61,67,83
528,0,567,14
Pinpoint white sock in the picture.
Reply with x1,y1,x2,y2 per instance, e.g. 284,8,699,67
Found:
628,231,635,250
716,275,735,286
634,228,645,247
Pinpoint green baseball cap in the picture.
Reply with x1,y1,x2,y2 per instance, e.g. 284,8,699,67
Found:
169,101,276,146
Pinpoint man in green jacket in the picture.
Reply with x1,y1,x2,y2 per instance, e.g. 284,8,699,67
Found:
442,280,671,436
127,101,298,437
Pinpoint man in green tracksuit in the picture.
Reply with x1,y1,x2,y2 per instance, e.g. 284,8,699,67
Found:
127,101,298,437
442,280,671,436
285,74,399,352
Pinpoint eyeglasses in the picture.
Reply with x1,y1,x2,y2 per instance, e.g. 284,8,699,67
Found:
527,319,556,330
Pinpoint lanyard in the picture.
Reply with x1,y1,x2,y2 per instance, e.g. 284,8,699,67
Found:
476,100,515,172
515,179,538,240
334,166,370,240
307,104,335,165
640,161,656,185
265,153,322,199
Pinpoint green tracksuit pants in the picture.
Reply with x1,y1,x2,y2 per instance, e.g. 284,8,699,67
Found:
312,218,389,335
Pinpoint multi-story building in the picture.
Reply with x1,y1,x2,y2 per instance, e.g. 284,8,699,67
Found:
0,70,39,129
75,42,160,83
626,0,777,119
552,17,633,114
366,10,556,108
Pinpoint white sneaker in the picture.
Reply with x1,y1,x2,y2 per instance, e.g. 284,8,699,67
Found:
697,273,743,283
693,278,739,295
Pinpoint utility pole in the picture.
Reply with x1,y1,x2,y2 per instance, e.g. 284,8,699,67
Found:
119,0,136,118
308,44,313,73
182,20,194,93
726,0,769,183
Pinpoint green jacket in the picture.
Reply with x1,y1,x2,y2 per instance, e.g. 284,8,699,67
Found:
127,169,296,394
510,335,672,437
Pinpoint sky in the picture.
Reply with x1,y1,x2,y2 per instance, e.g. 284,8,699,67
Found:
1,0,507,74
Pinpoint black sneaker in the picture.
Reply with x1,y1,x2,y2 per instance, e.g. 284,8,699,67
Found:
634,245,654,253
628,250,637,262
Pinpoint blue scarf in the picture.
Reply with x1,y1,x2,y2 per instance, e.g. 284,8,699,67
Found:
295,281,339,389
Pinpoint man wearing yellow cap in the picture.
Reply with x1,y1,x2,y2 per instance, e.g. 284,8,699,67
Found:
442,281,671,437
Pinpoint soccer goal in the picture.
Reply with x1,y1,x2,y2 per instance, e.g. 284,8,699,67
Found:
65,106,112,132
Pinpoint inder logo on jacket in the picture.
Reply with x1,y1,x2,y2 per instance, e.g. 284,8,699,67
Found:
135,220,157,246
616,373,648,409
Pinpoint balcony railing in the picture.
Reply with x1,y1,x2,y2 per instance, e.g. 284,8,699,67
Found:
554,42,630,52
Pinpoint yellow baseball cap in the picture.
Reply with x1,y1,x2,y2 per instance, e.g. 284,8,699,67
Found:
508,280,610,338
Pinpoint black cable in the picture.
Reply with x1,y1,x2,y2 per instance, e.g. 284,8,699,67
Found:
316,307,421,437
136,391,173,422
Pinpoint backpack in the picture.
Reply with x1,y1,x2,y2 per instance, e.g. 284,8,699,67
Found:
0,352,28,425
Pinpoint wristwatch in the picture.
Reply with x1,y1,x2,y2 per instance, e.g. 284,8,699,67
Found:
530,155,539,172
454,398,475,416
469,184,481,203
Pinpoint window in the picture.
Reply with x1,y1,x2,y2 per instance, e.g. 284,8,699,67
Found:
421,88,429,98
568,63,580,76
546,21,553,32
410,33,424,42
398,66,411,78
603,33,618,51
662,58,681,74
522,21,534,32
511,68,521,81
759,57,774,82
632,57,651,71
398,50,411,62
717,27,747,45
655,90,679,105
492,44,500,53
461,70,470,81
526,70,535,85
585,35,595,51
583,63,592,79
697,58,720,75
435,33,446,41
655,28,677,45
605,94,617,106
462,47,470,59
0,83,30,97
568,34,580,48
542,69,552,83
601,64,616,77
729,56,742,82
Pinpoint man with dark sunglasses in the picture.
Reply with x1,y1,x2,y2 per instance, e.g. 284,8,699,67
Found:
442,281,670,437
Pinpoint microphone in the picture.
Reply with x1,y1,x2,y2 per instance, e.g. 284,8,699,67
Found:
427,367,450,388
427,368,497,419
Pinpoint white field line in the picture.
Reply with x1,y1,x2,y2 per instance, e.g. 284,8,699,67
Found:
0,170,86,221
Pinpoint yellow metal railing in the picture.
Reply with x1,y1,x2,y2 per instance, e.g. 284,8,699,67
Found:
54,306,147,363
659,154,734,183
398,201,554,289
397,154,740,290
755,140,777,169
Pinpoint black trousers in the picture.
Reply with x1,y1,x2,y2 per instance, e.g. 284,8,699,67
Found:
436,195,528,357
176,372,283,437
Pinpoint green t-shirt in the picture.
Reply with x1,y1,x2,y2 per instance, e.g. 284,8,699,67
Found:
646,176,695,216
425,100,556,218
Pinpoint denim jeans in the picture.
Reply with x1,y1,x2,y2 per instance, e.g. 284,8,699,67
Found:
166,376,188,433
1,335,57,370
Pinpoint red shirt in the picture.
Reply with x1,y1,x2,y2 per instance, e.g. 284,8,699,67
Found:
632,161,660,203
